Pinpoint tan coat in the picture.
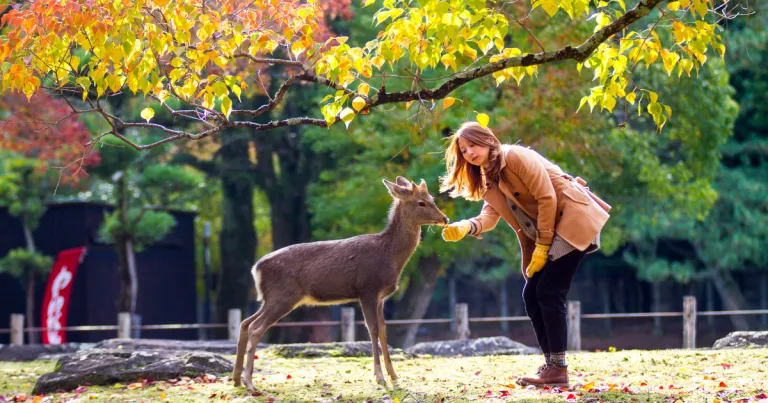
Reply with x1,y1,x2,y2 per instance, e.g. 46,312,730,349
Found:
468,145,612,269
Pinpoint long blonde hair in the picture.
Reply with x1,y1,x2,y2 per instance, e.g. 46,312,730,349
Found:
439,121,502,201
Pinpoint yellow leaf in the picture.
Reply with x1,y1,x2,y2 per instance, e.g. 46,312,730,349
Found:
364,0,376,6
405,100,414,110
357,83,370,96
443,97,456,110
140,107,155,122
352,96,366,112
476,113,489,128
440,53,457,71
577,96,589,113
680,0,690,6
661,50,680,76
667,1,680,10
339,107,355,128
582,381,595,390
647,90,658,104
539,0,559,17
221,96,233,120
291,41,306,58
626,91,636,104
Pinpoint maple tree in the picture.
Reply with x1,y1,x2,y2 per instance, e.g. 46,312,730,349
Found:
0,92,100,182
0,0,744,153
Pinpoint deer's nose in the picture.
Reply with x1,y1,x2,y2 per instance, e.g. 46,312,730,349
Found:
443,216,450,224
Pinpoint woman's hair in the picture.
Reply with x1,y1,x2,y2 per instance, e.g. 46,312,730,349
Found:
439,121,502,201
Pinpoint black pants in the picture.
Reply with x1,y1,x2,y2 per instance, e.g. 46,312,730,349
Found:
522,249,585,354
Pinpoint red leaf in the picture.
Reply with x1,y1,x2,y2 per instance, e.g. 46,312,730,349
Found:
640,382,647,386
659,386,664,390
718,381,728,388
73,386,88,394
286,375,292,380
475,371,481,376
755,393,767,399
566,394,577,401
485,390,493,397
499,390,511,397
253,355,258,359
721,363,731,369
208,394,217,399
460,385,468,393
251,392,262,397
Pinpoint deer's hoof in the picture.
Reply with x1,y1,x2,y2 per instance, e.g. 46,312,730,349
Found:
376,377,387,387
245,383,257,393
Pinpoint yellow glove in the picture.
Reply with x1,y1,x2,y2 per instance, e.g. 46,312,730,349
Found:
442,220,472,242
525,244,551,278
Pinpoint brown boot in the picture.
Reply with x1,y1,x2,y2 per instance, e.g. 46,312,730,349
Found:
517,364,569,388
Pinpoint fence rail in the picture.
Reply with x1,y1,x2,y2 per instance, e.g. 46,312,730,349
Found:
3,296,767,349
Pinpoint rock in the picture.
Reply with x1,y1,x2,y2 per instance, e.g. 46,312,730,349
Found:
94,338,267,355
0,343,87,362
712,331,768,349
262,341,408,358
33,348,233,394
405,336,540,357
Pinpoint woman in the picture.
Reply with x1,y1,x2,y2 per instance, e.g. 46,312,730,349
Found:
439,121,611,388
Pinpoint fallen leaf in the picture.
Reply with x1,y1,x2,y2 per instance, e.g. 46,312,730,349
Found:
208,394,217,399
581,382,595,390
127,382,143,390
640,382,648,386
253,355,259,360
251,392,262,397
159,393,168,399
756,393,768,399
88,394,98,400
74,386,88,394
566,394,577,402
475,371,481,376
718,381,728,388
286,375,293,380
12,394,26,402
721,363,731,369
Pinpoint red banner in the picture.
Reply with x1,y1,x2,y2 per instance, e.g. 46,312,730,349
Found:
40,247,86,345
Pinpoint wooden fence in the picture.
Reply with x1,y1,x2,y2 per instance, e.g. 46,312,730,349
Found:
3,296,768,350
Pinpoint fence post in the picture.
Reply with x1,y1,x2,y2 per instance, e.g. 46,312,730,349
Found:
683,296,697,349
340,307,355,342
228,308,242,341
455,303,470,340
117,312,132,339
10,314,24,345
567,301,581,351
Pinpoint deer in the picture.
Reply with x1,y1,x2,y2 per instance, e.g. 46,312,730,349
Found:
231,176,449,392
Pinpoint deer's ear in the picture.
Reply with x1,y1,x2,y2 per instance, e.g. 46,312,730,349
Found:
383,179,412,199
395,176,412,188
417,178,428,192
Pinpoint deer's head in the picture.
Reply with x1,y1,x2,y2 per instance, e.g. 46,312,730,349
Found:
383,176,449,226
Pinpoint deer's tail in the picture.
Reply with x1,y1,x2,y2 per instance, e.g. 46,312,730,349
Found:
251,261,263,302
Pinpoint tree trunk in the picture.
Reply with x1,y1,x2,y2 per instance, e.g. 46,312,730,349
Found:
710,270,755,330
115,235,133,314
22,224,39,344
126,238,138,316
214,130,257,338
390,253,443,348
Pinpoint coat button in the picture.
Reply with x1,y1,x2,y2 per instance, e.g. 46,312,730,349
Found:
514,192,520,197
511,205,517,210
525,222,532,227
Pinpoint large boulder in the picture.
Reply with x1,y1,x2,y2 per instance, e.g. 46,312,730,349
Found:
405,336,540,357
33,348,233,394
262,341,409,358
712,331,768,349
0,343,87,362
93,338,267,355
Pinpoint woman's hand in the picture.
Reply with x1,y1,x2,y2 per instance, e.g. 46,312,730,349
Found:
442,220,472,242
525,243,551,277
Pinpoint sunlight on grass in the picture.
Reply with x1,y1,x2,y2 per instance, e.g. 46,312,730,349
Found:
1,348,767,402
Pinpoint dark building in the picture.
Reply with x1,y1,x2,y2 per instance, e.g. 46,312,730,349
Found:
0,202,198,343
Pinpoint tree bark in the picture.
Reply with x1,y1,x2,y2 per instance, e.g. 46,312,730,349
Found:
390,253,443,348
710,270,755,330
214,130,257,338
22,223,39,344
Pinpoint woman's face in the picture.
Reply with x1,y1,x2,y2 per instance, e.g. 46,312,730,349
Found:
458,135,489,168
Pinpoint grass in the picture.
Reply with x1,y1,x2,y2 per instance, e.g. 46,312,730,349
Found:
1,348,768,402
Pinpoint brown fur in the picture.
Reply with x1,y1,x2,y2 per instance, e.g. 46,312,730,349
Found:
232,176,449,391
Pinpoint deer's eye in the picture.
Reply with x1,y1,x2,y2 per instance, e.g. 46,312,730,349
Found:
418,201,426,207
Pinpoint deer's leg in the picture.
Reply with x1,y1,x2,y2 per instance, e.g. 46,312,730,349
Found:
243,297,300,392
360,297,386,385
233,308,265,387
377,299,397,382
